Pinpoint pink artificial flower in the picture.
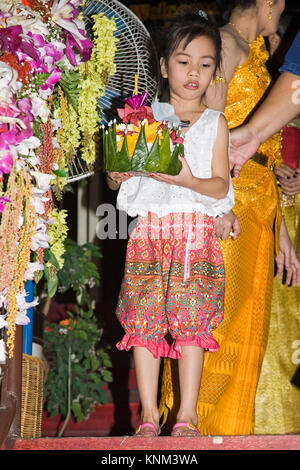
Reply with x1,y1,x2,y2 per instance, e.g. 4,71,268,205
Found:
29,33,46,48
51,0,89,45
18,97,33,121
0,196,10,213
0,100,33,151
0,153,13,175
40,69,62,91
45,43,63,63
0,25,40,62
65,30,93,67
0,25,22,54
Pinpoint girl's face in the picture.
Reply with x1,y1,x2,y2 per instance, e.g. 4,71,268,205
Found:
161,35,217,105
258,0,285,36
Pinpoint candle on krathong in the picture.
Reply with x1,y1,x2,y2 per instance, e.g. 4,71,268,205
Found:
134,74,138,95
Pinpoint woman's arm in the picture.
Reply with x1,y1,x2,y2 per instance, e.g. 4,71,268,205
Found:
204,30,244,112
230,72,300,177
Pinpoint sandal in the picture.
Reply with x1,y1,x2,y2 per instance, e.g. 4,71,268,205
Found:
134,422,160,437
171,422,200,437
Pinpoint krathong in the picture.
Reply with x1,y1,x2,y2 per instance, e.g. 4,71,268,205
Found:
103,90,184,175
0,0,117,357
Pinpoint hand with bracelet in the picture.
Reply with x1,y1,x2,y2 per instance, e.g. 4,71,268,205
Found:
106,171,133,190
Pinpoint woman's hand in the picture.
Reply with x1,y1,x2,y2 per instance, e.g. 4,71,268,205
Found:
213,211,241,240
275,164,300,196
229,124,261,178
149,155,195,189
276,217,300,287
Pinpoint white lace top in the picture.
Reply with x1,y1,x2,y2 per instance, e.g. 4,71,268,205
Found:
117,107,235,218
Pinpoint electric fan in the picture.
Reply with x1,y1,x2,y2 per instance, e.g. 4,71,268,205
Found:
66,0,159,182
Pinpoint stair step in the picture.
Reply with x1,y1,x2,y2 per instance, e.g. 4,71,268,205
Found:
7,435,300,450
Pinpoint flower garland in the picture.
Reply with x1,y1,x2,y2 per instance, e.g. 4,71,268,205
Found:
78,13,118,165
0,1,117,358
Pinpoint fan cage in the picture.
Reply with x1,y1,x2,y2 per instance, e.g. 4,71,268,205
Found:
66,0,159,182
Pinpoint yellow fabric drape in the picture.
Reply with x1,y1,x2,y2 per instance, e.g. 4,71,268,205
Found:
159,36,283,435
254,183,300,434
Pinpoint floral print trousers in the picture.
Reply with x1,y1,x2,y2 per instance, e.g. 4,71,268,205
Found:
116,212,225,359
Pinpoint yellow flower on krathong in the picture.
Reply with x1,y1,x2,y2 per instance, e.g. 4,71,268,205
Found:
117,120,163,157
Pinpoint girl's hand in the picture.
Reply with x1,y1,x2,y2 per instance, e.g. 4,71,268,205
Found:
276,218,300,287
106,171,133,190
275,165,300,196
213,211,241,240
107,171,133,184
150,155,195,189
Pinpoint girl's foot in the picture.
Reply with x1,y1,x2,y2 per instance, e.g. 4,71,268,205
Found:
171,422,200,437
135,422,160,437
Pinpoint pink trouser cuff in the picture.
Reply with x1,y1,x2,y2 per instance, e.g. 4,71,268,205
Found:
171,334,220,357
116,334,179,359
116,333,220,359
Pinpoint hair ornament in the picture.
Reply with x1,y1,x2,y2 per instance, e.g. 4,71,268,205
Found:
198,9,208,20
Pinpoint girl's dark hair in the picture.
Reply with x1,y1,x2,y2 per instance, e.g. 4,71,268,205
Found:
158,14,222,101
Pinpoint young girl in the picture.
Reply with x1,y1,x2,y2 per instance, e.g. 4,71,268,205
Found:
107,14,235,437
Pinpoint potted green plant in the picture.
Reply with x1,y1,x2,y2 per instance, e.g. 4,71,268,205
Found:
43,239,112,437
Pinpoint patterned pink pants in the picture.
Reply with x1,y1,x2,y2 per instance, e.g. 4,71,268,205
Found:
116,212,225,359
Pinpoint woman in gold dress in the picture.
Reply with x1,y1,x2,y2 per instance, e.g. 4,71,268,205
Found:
159,0,300,435
254,16,300,434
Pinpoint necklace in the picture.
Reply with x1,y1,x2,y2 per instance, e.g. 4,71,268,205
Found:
228,22,250,46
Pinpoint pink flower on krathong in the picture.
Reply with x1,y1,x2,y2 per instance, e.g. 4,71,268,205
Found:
170,130,184,145
125,93,148,110
117,104,155,126
0,196,10,213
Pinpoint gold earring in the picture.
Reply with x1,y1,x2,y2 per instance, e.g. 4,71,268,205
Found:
267,0,273,20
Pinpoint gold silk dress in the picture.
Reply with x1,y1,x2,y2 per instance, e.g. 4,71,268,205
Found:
159,35,282,435
254,117,300,434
